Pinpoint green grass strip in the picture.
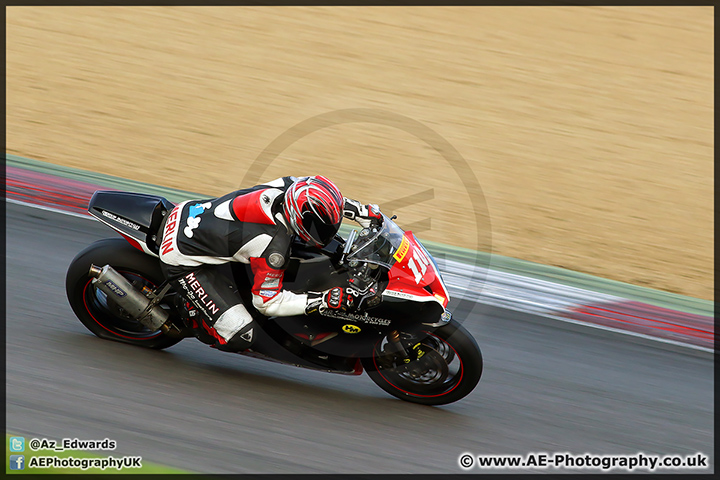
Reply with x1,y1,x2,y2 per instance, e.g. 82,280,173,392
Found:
6,434,190,475
6,153,201,204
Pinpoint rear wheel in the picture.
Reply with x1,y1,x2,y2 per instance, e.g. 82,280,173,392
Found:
65,238,182,349
362,319,482,405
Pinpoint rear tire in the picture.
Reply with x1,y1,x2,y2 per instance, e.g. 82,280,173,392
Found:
362,320,482,405
65,238,182,349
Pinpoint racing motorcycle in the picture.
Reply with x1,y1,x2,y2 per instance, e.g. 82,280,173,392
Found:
65,190,483,405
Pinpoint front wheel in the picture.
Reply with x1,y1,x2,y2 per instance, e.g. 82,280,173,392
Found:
65,238,182,350
362,320,482,406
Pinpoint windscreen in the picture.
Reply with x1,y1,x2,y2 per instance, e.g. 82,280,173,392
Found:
346,214,406,269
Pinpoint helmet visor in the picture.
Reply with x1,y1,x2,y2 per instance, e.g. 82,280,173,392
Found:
301,212,341,247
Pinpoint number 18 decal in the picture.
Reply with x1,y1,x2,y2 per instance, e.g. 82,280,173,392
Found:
408,246,431,284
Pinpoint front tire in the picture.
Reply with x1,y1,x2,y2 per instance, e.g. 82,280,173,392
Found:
65,238,182,349
362,320,482,405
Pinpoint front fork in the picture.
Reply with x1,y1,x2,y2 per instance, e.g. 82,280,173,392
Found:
387,330,409,357
384,309,452,366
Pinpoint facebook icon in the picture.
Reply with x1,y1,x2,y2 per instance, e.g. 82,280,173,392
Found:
9,455,25,470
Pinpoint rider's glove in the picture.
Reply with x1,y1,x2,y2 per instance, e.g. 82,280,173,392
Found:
343,198,382,229
305,287,355,314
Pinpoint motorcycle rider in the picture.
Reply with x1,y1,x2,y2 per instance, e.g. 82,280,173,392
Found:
157,175,381,352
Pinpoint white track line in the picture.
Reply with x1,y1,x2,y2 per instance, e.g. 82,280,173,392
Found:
6,198,97,220
6,197,712,354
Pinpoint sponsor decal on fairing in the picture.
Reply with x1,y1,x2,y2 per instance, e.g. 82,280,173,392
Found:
101,210,142,231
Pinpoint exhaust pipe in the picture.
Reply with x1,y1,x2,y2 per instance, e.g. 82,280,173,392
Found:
88,264,170,332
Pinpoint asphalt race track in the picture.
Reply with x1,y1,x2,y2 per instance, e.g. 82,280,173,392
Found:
5,201,714,474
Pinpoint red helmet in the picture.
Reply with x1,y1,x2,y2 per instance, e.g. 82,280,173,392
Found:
283,175,344,247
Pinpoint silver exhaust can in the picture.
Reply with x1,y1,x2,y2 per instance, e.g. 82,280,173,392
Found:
88,264,169,331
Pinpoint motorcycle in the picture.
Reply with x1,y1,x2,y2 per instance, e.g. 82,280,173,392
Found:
65,190,483,405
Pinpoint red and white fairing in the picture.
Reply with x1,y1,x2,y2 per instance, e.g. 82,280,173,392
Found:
382,232,450,309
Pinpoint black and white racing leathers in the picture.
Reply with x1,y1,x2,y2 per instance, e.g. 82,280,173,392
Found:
158,176,375,352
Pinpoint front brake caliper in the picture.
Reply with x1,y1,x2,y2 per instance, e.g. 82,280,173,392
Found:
398,342,427,366
412,342,426,360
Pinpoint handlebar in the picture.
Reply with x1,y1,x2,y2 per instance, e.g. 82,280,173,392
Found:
339,229,358,265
